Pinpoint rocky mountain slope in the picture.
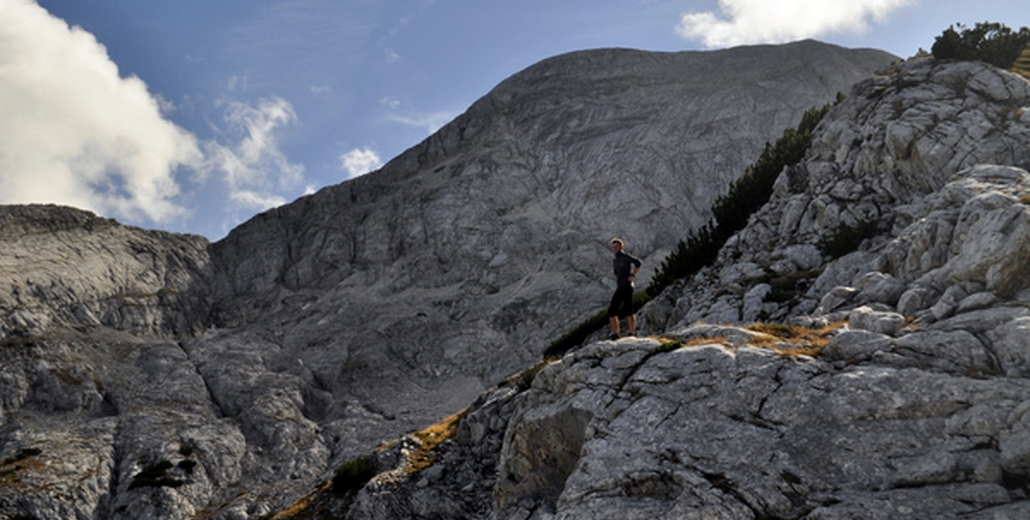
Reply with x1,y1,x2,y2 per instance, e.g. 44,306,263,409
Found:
0,41,901,519
328,59,1030,519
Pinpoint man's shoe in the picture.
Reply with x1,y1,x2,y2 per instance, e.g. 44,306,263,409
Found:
608,333,619,341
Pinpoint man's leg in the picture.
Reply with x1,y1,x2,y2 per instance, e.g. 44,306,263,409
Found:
608,288,622,339
627,314,637,336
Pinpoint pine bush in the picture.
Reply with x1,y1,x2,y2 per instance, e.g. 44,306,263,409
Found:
932,22,1030,70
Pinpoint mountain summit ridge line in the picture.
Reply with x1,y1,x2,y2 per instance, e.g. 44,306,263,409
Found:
0,40,898,518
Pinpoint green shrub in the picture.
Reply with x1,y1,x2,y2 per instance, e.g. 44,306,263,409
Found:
817,219,880,259
543,290,651,359
932,22,1030,69
331,455,374,496
654,339,684,354
764,270,820,305
545,98,839,359
544,97,840,359
543,309,608,359
646,99,838,298
711,102,833,234
647,224,722,298
511,361,547,392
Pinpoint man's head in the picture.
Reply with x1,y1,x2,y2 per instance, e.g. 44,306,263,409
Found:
611,237,624,253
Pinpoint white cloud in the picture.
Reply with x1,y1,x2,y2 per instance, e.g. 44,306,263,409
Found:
387,111,456,136
676,0,914,48
380,97,402,110
204,97,305,212
340,147,383,179
0,0,307,237
0,0,203,223
227,74,249,92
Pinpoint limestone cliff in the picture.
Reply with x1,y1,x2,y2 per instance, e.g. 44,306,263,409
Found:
0,41,904,519
334,59,1030,519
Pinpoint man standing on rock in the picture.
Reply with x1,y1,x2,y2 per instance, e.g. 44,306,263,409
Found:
608,237,642,340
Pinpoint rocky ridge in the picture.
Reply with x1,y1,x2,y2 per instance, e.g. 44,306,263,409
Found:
0,205,212,337
323,60,1030,519
0,42,907,519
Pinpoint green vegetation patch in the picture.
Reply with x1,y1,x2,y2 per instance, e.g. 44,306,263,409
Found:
331,456,375,497
932,22,1030,70
654,339,684,354
817,218,880,259
502,360,550,392
648,97,840,298
544,98,840,360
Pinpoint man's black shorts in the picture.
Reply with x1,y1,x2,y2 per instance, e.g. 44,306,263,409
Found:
607,285,634,318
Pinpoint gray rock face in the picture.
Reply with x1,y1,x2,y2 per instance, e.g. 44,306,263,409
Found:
0,205,213,337
495,336,1029,519
0,41,905,518
647,57,1030,330
333,59,1030,519
206,39,891,453
196,41,889,513
5,37,1030,520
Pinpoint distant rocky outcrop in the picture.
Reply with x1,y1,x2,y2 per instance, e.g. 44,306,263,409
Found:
311,60,1030,518
0,205,212,337
0,41,901,519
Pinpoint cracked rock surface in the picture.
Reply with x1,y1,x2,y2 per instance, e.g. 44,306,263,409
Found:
335,59,1030,519
0,42,894,519
497,333,1030,519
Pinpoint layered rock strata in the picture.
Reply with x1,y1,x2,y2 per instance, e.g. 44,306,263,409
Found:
330,60,1030,519
0,42,905,518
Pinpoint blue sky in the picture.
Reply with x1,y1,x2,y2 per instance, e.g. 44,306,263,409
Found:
2,0,1027,239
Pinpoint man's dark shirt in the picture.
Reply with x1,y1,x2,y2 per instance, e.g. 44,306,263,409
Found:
613,251,642,288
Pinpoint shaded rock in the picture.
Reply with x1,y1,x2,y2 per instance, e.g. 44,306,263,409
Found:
816,286,859,314
892,451,958,487
896,286,939,317
889,329,994,376
990,317,1030,378
823,328,892,363
855,271,906,306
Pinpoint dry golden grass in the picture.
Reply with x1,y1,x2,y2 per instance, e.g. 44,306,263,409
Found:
270,482,331,519
666,320,845,358
1011,46,1030,80
500,360,553,392
0,449,44,490
408,408,468,473
745,320,846,358
268,409,469,519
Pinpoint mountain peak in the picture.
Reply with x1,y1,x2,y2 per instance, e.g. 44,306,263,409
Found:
0,42,909,518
